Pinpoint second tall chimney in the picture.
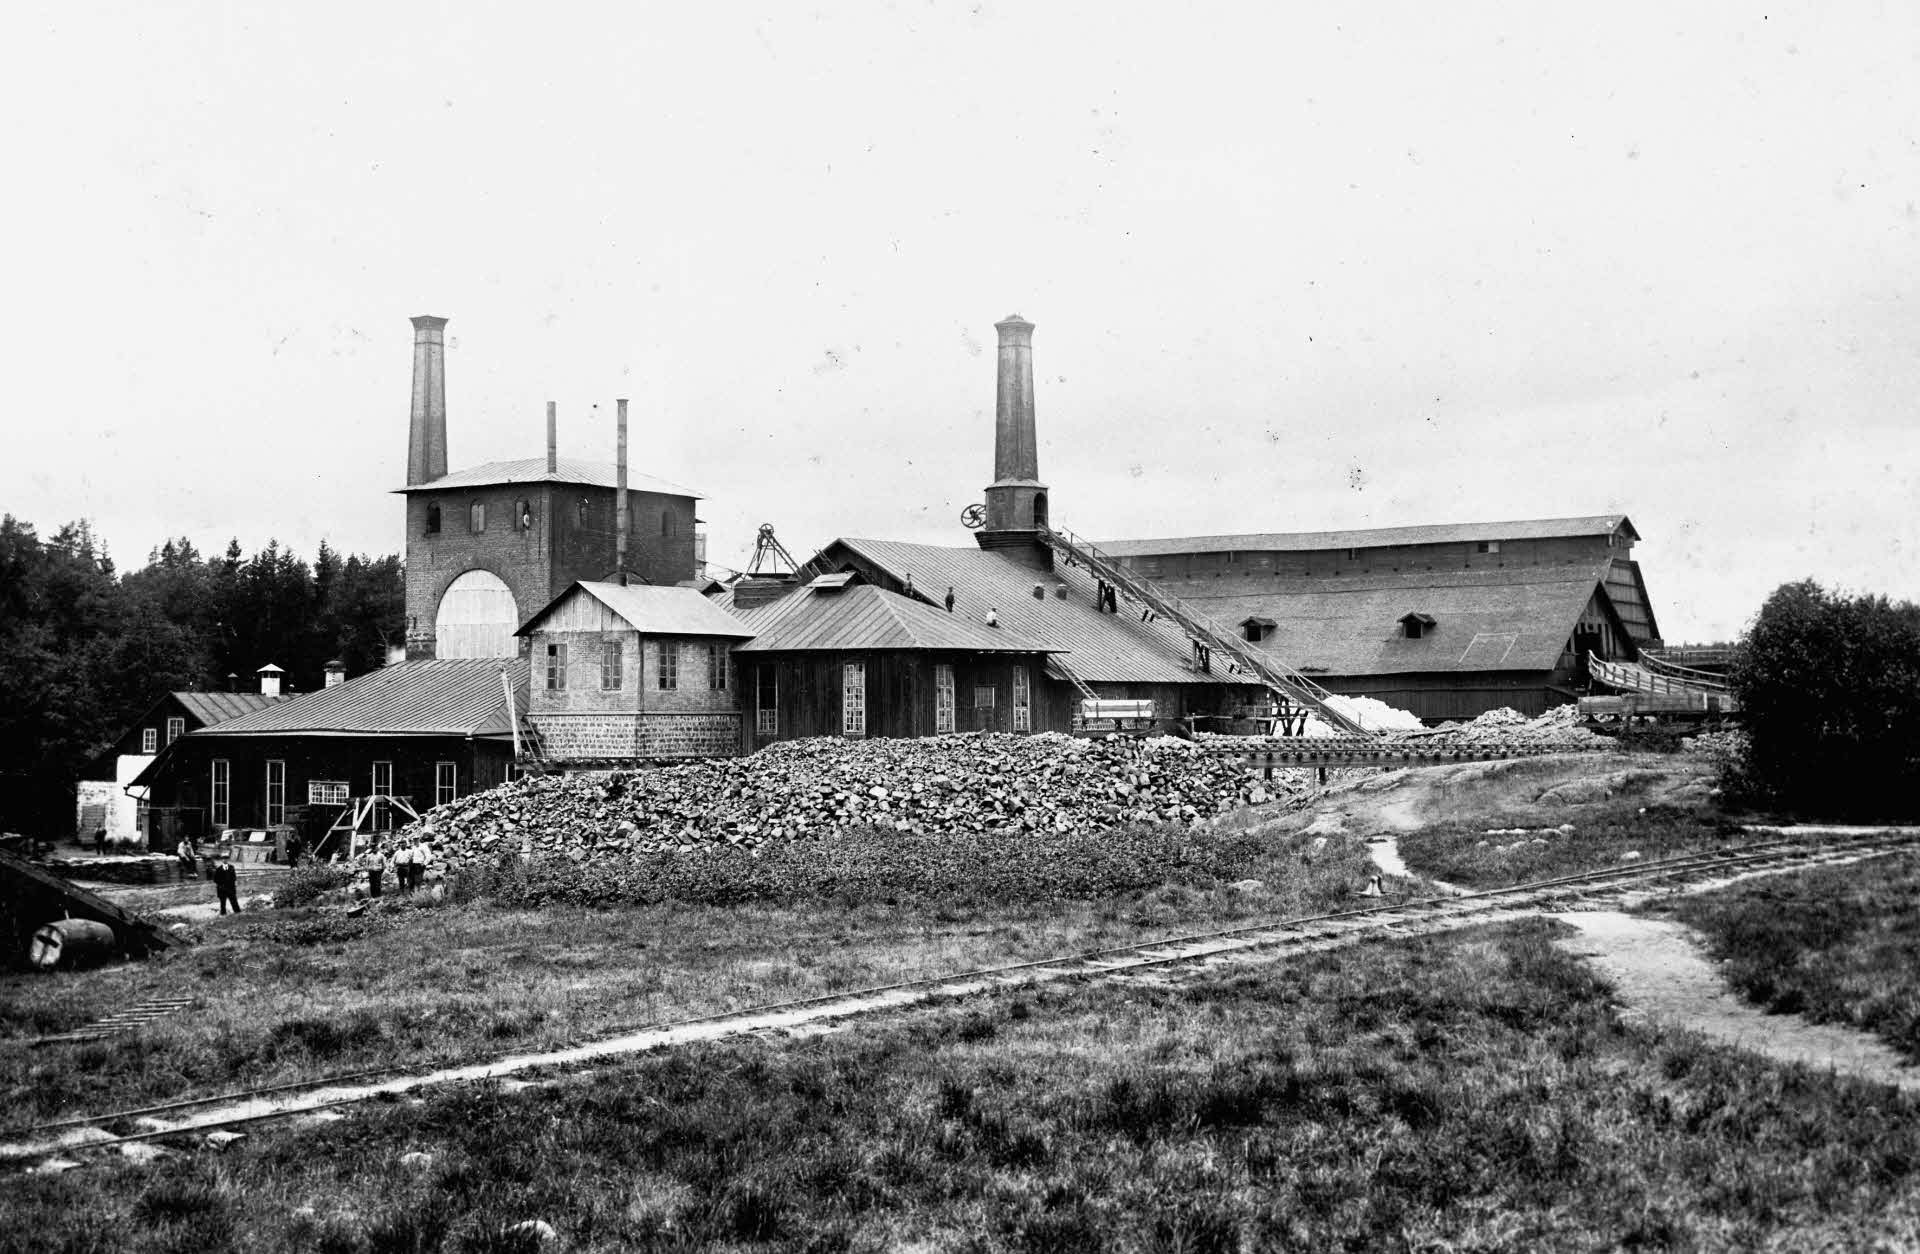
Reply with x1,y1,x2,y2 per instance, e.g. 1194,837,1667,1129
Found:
976,314,1052,567
407,315,450,486
546,400,558,475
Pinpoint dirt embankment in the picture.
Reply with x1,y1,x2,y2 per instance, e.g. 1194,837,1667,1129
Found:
1272,752,1717,841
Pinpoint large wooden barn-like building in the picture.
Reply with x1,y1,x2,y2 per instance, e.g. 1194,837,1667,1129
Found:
1092,515,1657,721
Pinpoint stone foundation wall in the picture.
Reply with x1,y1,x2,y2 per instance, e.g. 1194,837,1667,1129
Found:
530,712,740,762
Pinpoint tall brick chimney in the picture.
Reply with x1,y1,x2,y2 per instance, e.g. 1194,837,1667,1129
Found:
976,314,1051,569
406,315,449,486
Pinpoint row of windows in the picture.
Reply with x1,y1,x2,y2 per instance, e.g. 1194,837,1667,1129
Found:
544,639,729,692
425,500,685,538
1129,540,1530,577
777,663,1033,738
204,760,459,828
140,716,188,754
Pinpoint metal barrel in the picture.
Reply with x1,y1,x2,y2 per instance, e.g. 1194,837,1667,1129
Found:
27,919,119,971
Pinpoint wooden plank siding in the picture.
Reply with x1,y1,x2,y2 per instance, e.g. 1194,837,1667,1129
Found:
743,652,1062,751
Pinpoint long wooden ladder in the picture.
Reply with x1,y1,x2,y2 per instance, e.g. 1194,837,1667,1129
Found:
1038,526,1373,736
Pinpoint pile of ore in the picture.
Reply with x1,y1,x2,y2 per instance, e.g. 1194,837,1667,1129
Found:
1396,704,1607,750
409,733,1301,870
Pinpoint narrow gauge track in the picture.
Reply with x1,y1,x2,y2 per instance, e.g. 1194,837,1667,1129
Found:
6,826,1916,1164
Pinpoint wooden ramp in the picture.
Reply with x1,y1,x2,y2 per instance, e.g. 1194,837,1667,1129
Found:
0,848,175,962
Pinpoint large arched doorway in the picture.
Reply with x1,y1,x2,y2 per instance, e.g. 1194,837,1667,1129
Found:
435,570,519,658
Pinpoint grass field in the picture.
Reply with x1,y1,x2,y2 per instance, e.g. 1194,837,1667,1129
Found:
1657,850,1920,1064
0,823,1374,1129
1393,799,1749,890
8,919,1920,1253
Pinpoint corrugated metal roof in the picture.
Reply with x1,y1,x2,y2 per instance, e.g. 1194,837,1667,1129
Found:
396,456,701,499
736,584,1062,654
172,691,288,725
816,540,1224,684
188,659,531,738
517,582,758,638
1151,561,1619,675
1093,515,1637,557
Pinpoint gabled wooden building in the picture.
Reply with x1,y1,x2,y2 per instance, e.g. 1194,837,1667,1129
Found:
515,581,756,762
730,576,1065,749
132,660,528,846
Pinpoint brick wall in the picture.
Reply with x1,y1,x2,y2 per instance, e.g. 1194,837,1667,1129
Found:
528,712,741,761
643,638,739,713
405,482,700,659
530,629,641,714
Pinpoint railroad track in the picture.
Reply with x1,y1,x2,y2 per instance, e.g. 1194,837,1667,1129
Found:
5,826,1916,1165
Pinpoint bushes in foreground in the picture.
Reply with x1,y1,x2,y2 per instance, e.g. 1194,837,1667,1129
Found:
1731,579,1920,817
452,821,1274,909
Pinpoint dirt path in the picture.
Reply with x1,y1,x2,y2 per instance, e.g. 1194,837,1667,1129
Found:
1551,910,1920,1091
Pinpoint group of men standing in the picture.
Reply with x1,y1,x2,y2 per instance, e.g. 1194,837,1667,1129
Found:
359,836,434,897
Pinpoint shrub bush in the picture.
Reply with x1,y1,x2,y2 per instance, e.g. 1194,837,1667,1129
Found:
1731,580,1920,818
466,821,1271,909
275,861,354,909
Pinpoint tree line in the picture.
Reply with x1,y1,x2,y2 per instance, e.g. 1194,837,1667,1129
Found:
0,515,403,835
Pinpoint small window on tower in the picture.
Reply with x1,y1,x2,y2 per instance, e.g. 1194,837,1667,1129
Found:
576,498,589,528
516,500,534,530
425,504,441,535
662,511,677,538
470,502,486,533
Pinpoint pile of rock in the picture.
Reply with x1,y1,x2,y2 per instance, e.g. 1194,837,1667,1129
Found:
407,732,1299,871
1398,704,1607,750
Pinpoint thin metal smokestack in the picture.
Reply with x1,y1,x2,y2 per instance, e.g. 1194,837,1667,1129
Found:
406,315,449,486
615,398,630,585
546,401,557,475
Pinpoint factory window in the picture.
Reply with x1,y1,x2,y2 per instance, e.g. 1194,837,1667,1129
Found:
166,716,185,745
975,685,997,709
1032,491,1048,529
1012,666,1031,732
141,728,158,754
601,638,623,691
545,642,568,690
658,642,680,691
842,661,866,737
662,511,677,538
935,664,955,733
435,761,457,808
1345,548,1360,561
210,760,230,828
707,643,728,690
1399,613,1437,640
265,759,286,827
469,502,486,533
756,667,777,734
371,761,394,829
425,504,441,535
576,498,589,528
1476,541,1501,554
516,499,534,530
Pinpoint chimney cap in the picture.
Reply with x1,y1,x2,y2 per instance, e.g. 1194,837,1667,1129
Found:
410,314,449,331
255,663,285,675
324,658,346,669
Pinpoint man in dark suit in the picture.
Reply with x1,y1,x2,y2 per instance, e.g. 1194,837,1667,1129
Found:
212,857,242,915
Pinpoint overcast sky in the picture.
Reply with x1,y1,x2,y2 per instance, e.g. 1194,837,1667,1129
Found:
5,2,1916,642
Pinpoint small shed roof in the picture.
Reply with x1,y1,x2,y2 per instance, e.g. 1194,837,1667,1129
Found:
396,456,702,499
735,583,1062,654
516,582,757,639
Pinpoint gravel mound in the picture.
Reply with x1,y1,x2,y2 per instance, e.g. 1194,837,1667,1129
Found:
407,732,1303,872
